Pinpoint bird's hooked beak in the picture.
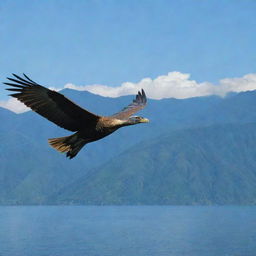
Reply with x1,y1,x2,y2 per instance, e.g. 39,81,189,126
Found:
140,117,150,123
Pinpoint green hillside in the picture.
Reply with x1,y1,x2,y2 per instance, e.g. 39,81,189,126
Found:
51,123,256,205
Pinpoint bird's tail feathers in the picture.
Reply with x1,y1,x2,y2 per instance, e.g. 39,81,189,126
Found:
48,133,86,159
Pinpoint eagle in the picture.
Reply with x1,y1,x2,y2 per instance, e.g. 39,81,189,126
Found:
4,74,149,159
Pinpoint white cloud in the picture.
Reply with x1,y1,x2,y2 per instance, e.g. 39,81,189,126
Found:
0,98,29,114
218,73,256,94
64,72,256,99
1,71,256,113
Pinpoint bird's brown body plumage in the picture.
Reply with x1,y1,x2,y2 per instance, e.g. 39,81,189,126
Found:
4,74,148,158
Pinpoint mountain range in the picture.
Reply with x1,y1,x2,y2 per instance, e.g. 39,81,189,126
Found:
1,89,256,204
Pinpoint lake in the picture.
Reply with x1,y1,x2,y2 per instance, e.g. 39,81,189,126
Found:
0,206,255,256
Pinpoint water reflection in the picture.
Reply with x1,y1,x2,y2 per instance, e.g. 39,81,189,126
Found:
0,206,255,256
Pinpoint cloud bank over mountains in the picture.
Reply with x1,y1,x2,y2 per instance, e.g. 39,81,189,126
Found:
65,72,256,99
1,72,256,113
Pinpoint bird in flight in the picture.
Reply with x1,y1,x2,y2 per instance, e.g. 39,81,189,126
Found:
4,74,149,159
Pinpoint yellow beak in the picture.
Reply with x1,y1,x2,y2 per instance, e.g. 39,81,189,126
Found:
140,118,150,123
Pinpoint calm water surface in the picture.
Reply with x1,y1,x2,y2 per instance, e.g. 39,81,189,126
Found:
0,206,255,256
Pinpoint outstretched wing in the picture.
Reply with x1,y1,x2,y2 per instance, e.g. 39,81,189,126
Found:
4,74,100,132
111,89,147,120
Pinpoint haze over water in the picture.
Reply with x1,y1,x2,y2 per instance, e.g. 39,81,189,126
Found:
0,206,255,256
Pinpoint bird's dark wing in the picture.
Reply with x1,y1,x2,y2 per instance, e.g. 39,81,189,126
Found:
111,89,147,120
4,74,100,132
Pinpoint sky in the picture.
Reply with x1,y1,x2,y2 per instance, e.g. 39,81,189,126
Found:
1,0,256,112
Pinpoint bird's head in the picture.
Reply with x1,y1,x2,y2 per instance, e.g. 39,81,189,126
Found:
127,116,150,125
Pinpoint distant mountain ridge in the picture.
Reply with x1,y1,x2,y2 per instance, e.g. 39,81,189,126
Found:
1,89,256,204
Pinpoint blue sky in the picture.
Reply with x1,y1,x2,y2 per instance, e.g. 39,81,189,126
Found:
1,0,256,104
